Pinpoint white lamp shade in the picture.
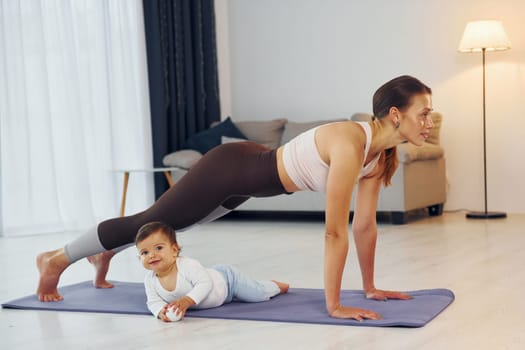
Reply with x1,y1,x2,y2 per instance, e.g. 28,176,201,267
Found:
458,20,511,52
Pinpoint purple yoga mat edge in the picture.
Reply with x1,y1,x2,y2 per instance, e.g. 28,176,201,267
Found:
1,281,454,328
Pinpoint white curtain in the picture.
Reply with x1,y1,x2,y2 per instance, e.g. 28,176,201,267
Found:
0,0,154,236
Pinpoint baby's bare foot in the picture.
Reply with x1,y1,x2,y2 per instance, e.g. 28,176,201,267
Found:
36,249,70,302
272,280,290,294
87,251,116,289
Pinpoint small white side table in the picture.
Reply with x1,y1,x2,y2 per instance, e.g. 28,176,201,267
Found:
113,167,181,217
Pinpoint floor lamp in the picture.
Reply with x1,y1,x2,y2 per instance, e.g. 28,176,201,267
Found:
458,20,510,219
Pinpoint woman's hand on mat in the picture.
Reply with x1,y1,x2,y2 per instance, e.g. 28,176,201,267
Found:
330,305,382,321
365,288,412,301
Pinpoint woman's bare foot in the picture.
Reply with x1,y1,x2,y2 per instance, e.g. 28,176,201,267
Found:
86,251,116,289
272,280,290,294
36,248,70,302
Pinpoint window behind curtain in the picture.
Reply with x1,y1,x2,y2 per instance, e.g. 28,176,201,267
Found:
0,0,154,236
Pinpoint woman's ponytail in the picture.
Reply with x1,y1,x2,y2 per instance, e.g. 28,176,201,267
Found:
381,147,398,186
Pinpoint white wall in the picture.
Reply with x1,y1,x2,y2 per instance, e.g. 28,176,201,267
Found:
216,0,525,213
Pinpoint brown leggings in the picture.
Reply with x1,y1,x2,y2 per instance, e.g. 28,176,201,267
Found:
98,142,288,250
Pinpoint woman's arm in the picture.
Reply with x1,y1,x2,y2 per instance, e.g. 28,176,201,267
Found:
323,141,357,314
352,174,382,293
322,127,381,320
353,171,412,301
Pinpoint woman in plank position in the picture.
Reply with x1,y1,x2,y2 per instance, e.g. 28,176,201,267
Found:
37,75,433,321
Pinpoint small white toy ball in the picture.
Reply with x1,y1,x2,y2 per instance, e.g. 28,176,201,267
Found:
166,306,182,322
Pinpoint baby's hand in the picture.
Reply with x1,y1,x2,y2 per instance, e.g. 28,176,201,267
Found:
165,305,183,321
158,306,171,322
169,296,196,319
158,304,181,322
159,296,195,322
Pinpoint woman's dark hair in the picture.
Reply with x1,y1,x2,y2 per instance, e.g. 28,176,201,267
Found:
372,75,432,186
135,221,179,247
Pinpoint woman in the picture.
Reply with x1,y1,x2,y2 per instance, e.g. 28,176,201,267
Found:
37,75,433,321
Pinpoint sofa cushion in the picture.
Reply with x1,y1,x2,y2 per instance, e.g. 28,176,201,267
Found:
163,149,203,170
280,119,346,145
221,136,248,144
183,117,247,154
233,118,287,149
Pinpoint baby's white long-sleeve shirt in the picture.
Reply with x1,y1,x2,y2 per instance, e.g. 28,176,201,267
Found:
144,256,228,318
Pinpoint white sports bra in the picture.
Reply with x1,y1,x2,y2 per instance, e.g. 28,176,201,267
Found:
282,121,380,192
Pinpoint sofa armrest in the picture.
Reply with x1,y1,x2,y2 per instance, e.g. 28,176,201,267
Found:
397,142,444,164
163,149,203,170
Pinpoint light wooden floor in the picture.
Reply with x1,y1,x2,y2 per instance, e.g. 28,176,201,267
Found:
1,212,524,350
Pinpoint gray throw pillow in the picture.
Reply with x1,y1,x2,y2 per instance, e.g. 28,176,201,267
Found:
233,118,288,149
280,119,346,145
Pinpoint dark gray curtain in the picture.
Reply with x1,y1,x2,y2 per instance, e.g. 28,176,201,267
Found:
143,0,220,198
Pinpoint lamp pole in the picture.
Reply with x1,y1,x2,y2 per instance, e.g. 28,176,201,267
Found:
466,47,506,219
482,48,487,215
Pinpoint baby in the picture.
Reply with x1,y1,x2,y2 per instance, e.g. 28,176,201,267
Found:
135,221,289,322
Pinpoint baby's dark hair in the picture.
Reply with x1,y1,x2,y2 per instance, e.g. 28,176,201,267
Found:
135,221,179,247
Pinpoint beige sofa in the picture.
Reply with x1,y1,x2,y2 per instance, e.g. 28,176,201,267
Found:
163,113,446,224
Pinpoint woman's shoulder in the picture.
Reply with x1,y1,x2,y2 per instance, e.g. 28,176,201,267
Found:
316,120,367,148
311,121,367,168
